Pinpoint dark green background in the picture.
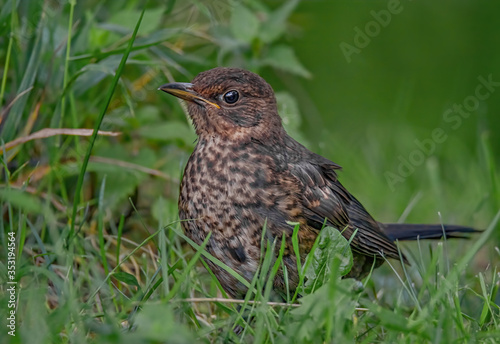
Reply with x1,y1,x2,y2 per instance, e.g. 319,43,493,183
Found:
261,0,499,228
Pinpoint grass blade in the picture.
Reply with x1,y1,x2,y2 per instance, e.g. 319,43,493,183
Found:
68,7,146,243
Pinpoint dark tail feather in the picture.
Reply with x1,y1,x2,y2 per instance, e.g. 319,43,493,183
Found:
381,223,480,241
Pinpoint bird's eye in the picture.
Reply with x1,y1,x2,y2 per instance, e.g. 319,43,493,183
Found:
223,90,239,104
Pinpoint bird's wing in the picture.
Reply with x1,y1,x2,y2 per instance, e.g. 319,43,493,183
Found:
285,139,401,260
289,159,350,229
344,195,404,261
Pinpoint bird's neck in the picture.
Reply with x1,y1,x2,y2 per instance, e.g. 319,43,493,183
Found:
196,125,287,148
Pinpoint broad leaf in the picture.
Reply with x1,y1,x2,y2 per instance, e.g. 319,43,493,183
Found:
230,3,260,43
113,271,139,288
260,0,300,43
261,45,311,78
304,226,353,294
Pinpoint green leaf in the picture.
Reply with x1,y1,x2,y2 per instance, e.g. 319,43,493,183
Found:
73,56,121,96
230,3,260,43
290,278,359,341
260,0,299,43
108,7,163,35
261,45,311,78
112,271,139,287
304,227,353,294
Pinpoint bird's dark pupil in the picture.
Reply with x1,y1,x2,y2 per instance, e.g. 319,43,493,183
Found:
224,90,239,104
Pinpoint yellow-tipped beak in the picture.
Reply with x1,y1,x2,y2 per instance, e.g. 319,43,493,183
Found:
158,82,220,109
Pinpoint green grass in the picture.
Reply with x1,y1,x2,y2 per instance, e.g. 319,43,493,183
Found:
1,1,499,343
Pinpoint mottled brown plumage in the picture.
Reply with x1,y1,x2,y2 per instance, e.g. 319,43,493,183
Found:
159,67,476,298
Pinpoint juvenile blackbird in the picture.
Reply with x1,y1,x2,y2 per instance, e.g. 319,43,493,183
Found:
159,67,476,298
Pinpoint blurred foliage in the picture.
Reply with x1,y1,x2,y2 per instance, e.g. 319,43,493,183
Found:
0,0,499,343
0,0,310,232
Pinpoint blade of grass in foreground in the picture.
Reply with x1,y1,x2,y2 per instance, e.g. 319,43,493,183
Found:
57,0,76,147
429,209,500,306
0,0,16,109
68,7,146,244
165,232,211,302
170,225,254,292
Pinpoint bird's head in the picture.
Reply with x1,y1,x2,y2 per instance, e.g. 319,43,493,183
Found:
159,67,284,142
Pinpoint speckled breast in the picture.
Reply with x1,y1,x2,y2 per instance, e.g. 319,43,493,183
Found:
177,138,306,297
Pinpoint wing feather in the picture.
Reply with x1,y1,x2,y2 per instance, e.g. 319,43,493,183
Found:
286,143,403,261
